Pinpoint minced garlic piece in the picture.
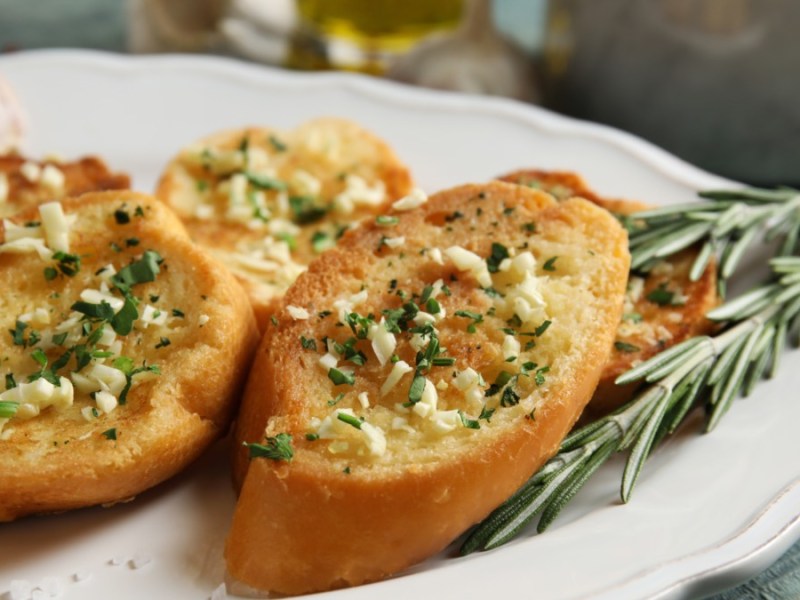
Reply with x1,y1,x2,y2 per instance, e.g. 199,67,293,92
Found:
40,164,66,193
381,360,412,396
287,305,310,320
444,246,492,287
392,188,427,211
20,161,41,183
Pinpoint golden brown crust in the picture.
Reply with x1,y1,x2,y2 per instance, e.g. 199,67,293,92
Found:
498,169,719,415
226,181,630,594
0,154,130,217
155,117,413,332
0,191,259,521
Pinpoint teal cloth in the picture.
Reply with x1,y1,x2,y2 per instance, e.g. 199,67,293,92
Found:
0,1,798,598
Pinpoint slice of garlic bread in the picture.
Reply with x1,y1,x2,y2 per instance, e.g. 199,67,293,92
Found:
498,169,718,415
155,117,413,331
0,191,258,521
226,181,630,595
0,153,130,217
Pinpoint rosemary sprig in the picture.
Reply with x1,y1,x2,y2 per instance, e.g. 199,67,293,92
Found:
627,187,800,291
461,256,800,553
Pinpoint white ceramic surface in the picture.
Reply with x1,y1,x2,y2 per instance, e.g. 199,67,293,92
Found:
0,50,798,600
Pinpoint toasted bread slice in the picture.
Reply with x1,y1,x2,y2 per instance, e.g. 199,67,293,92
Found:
498,169,718,415
155,117,414,331
225,181,630,594
0,153,130,217
0,191,259,521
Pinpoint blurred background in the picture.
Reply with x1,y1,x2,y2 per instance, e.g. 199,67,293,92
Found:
1,0,798,185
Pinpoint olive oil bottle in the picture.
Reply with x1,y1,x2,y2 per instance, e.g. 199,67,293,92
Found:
288,0,465,74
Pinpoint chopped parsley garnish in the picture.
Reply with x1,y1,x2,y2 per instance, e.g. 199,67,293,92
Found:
155,337,171,349
647,283,678,306
623,312,643,323
523,222,536,233
479,406,495,422
426,297,441,314
245,433,294,462
454,310,483,333
111,250,162,294
171,308,185,318
336,412,362,429
4,373,16,390
300,336,317,351
245,171,287,191
126,238,140,247
534,365,550,386
376,215,399,226
196,180,209,192
534,320,552,337
289,195,327,224
311,231,334,253
43,266,57,281
10,320,28,347
305,433,319,441
407,373,426,404
543,256,558,271
486,243,509,273
52,251,81,277
114,208,130,225
328,367,355,386
327,393,345,406
459,410,480,429
71,300,115,321
275,232,297,251
112,359,160,405
0,400,18,418
485,371,515,397
614,341,641,353
269,134,288,152
102,428,117,441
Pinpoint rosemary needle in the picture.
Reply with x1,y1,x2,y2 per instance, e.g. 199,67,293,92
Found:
463,188,800,553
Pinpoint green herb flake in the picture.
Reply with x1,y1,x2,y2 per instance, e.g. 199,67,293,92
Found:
305,433,320,441
614,341,641,353
486,243,509,273
543,256,558,271
479,406,495,422
623,312,643,323
535,320,552,337
0,399,18,418
376,215,399,227
459,410,481,429
289,195,327,224
155,337,171,349
114,208,130,225
9,321,27,347
43,266,58,281
111,250,162,294
171,308,185,318
407,373,426,404
300,336,317,351
276,232,297,251
535,365,550,386
647,283,676,306
102,428,117,441
328,368,355,386
269,134,288,152
245,171,287,191
245,433,294,462
337,412,362,429
311,231,334,253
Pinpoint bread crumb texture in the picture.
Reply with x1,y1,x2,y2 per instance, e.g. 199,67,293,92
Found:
226,181,630,595
155,117,413,330
0,191,258,521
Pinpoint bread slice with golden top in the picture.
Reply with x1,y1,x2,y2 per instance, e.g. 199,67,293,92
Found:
498,169,718,415
226,181,630,595
0,153,130,217
0,191,259,521
155,117,413,331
